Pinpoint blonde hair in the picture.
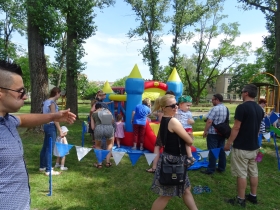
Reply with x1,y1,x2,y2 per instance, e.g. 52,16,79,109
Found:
142,98,151,106
152,94,175,112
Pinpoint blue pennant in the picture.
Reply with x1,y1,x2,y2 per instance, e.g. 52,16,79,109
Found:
258,133,263,147
94,149,110,163
270,112,278,125
264,117,270,127
127,152,142,166
199,115,203,120
56,142,73,157
211,148,221,159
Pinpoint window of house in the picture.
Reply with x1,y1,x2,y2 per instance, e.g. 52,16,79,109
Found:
227,94,230,99
228,78,232,83
233,94,236,99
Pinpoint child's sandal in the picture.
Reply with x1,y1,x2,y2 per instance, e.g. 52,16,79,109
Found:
106,162,112,168
94,163,102,169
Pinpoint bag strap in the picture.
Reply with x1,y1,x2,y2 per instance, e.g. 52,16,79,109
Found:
160,117,182,156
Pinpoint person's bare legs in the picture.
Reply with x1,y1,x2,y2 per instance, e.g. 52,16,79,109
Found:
106,138,114,164
249,176,258,195
94,140,102,166
237,177,247,199
182,187,198,210
60,156,65,166
151,196,172,210
116,137,120,148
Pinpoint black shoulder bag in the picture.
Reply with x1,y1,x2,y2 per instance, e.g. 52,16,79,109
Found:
212,107,231,139
159,118,187,186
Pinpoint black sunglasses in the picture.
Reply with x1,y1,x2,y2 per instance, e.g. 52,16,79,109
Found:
165,103,177,109
0,87,26,99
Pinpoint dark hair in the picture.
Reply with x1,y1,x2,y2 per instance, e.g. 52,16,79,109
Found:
165,90,175,96
243,84,258,98
49,87,61,97
95,103,102,109
213,93,223,102
0,60,22,76
259,98,267,104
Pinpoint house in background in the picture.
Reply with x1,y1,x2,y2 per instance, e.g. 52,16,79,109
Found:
206,73,241,102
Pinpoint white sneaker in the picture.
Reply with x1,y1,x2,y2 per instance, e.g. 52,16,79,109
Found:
39,167,53,172
60,167,68,171
45,170,61,176
54,164,60,168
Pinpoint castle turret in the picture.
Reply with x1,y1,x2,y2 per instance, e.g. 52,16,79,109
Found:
125,64,145,132
102,81,115,114
166,68,183,100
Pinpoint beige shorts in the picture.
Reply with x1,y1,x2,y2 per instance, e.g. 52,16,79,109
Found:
231,148,259,178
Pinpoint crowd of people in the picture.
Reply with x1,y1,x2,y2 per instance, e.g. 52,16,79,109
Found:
0,58,268,209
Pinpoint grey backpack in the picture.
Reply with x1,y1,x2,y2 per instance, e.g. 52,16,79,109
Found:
98,109,113,125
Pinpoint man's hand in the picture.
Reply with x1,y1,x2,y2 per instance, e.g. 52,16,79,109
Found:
203,131,208,138
224,142,231,151
53,109,76,124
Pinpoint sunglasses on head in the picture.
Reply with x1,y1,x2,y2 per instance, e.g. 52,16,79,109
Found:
165,103,177,109
0,87,26,99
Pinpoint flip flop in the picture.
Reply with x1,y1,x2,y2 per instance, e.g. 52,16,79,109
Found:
193,185,204,194
146,168,156,173
94,163,102,169
203,186,211,193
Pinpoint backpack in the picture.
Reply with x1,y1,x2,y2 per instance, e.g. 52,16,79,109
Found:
212,107,231,139
98,109,113,125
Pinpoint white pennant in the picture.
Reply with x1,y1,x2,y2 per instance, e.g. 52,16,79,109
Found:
263,132,271,140
112,151,126,165
75,146,92,161
144,153,157,166
225,150,231,156
199,150,209,158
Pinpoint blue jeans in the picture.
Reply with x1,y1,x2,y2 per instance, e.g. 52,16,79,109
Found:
206,134,226,173
40,123,57,172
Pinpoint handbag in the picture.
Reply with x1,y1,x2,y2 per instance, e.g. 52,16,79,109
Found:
212,107,231,139
158,118,187,186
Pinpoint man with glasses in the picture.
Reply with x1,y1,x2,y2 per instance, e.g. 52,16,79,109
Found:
201,93,227,175
224,84,263,207
0,60,76,210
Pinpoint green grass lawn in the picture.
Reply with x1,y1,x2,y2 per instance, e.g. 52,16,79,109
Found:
19,103,280,210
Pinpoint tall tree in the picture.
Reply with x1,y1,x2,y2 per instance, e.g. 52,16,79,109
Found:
183,4,251,104
61,0,115,116
0,0,25,61
169,0,213,69
237,0,280,101
124,0,169,80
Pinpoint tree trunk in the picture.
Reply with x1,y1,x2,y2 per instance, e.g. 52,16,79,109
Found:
66,14,78,117
275,1,280,112
27,1,48,132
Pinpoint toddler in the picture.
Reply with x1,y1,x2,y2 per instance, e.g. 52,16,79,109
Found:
54,126,69,170
115,114,125,148
175,95,195,167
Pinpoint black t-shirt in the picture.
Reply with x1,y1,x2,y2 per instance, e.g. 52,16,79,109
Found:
233,101,264,150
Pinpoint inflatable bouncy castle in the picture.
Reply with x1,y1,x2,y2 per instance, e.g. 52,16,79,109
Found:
101,64,197,153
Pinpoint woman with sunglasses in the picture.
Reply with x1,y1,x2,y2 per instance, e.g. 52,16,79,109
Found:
39,87,63,176
151,94,198,210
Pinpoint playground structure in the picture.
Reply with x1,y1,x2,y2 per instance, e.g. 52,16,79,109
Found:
250,72,280,113
99,64,202,152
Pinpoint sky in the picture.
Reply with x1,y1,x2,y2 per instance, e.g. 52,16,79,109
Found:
13,1,268,83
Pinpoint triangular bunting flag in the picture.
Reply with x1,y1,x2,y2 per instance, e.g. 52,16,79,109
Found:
270,112,278,124
193,117,198,121
199,115,203,120
112,151,125,165
264,117,270,127
258,133,263,147
75,146,92,161
263,132,271,141
127,152,142,166
94,149,110,163
144,153,157,165
199,150,209,159
211,148,221,159
55,142,73,157
225,150,231,156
